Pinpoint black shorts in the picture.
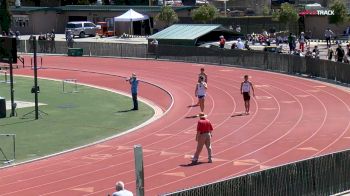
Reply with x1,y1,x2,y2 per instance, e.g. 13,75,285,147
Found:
243,92,250,101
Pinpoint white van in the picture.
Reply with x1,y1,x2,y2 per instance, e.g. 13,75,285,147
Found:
65,21,98,38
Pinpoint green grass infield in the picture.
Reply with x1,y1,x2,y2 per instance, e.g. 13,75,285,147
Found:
0,76,154,164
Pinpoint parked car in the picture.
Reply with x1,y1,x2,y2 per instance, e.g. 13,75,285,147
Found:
65,21,98,38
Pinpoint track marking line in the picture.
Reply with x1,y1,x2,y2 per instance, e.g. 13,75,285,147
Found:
211,158,229,162
296,94,311,98
82,154,113,161
259,165,271,170
183,130,195,134
233,161,255,166
163,172,186,178
305,89,321,93
94,144,112,148
116,146,133,150
155,133,175,137
70,187,94,193
255,85,271,88
297,147,319,152
160,151,179,156
280,100,296,104
255,96,272,100
260,108,277,110
143,149,156,153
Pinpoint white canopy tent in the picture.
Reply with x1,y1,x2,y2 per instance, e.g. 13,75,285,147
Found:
113,9,150,35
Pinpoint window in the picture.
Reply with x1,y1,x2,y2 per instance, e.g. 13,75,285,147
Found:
84,23,96,27
66,23,82,28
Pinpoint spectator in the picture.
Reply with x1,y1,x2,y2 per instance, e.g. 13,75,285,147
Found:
28,35,34,53
305,47,312,57
312,45,320,59
15,30,20,49
288,33,296,53
277,45,283,53
150,39,159,59
126,73,139,110
299,32,306,52
327,46,334,61
325,27,334,48
235,25,241,33
245,41,251,50
336,44,344,62
219,35,226,49
66,30,74,48
230,42,237,49
112,181,133,196
276,35,282,46
236,38,244,50
8,29,14,37
51,29,55,41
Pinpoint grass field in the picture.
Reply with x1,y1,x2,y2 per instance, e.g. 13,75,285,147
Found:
0,76,154,164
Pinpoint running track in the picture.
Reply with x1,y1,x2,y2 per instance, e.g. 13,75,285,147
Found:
1,56,350,196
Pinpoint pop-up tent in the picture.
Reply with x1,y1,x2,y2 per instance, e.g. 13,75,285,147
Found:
113,9,150,35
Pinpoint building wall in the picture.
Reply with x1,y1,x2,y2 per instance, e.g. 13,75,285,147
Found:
10,9,191,35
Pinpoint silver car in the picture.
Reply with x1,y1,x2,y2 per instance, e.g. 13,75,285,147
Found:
65,21,98,38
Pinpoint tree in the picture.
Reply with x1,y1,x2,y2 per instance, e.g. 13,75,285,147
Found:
272,3,299,29
155,6,178,27
192,4,218,24
262,5,270,16
0,0,12,34
329,0,348,25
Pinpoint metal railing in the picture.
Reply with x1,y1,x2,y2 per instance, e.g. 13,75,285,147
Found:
18,40,148,59
153,45,350,85
162,149,350,196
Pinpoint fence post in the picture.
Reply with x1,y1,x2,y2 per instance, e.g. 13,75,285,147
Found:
134,145,144,196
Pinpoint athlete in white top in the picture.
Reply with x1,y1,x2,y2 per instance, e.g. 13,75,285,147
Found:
195,67,208,106
195,76,208,112
240,75,255,115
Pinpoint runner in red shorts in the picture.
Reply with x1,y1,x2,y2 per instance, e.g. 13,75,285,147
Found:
240,75,255,115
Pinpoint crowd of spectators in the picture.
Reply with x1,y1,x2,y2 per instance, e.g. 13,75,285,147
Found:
218,27,350,64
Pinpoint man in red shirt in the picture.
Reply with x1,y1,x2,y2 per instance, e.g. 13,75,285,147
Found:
192,112,213,165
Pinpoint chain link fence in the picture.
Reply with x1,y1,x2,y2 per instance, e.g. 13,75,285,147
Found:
18,40,148,58
162,149,350,196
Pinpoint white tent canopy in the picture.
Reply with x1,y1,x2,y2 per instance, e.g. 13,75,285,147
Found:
113,9,150,35
114,9,149,22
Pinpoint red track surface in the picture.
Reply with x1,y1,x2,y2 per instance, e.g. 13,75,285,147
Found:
1,56,350,196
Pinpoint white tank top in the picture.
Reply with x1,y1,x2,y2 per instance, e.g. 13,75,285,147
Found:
242,82,251,93
197,83,206,96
